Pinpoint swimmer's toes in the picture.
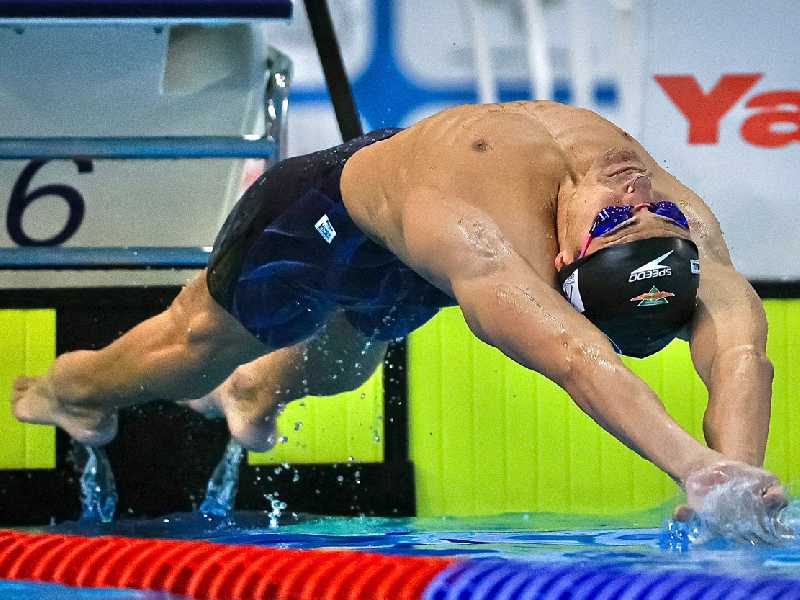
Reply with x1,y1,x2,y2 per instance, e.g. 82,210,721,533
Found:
13,376,35,392
11,381,48,423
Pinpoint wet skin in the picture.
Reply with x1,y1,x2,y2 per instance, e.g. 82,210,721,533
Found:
13,101,783,532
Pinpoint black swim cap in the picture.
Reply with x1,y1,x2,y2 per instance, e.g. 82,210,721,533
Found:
557,237,700,358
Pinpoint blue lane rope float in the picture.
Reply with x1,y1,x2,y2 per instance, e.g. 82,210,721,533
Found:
422,559,800,600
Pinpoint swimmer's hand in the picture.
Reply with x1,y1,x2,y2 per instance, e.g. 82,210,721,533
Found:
674,460,792,544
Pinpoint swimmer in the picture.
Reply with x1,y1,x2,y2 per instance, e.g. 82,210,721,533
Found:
13,101,786,530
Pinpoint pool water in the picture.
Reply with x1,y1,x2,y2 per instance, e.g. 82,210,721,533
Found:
4,507,800,598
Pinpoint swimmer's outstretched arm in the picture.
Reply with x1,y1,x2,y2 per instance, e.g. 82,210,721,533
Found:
688,260,773,465
640,164,774,468
400,197,721,483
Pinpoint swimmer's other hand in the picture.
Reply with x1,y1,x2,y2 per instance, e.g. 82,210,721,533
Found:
676,460,791,544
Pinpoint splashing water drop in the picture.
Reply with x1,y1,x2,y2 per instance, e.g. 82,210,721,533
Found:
199,439,243,518
79,445,117,524
266,493,287,529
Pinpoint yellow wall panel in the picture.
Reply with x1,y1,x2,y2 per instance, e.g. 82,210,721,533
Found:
0,310,56,470
409,302,797,517
248,367,384,465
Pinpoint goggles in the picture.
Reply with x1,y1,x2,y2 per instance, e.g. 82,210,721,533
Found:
579,201,689,258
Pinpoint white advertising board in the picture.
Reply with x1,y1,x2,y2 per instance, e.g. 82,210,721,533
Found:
640,0,800,280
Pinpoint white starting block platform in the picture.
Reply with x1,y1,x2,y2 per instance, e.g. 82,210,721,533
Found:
0,0,293,287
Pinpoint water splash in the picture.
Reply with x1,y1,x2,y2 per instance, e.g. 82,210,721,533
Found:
778,501,800,532
199,439,244,518
266,493,287,529
659,514,702,551
79,446,117,523
661,486,799,549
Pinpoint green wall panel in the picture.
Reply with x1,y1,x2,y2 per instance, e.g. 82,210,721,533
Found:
409,301,800,516
248,367,384,465
0,310,56,470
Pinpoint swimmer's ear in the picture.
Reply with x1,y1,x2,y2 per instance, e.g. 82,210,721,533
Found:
554,250,571,271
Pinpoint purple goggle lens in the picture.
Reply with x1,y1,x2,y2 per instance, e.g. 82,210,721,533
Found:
578,201,689,259
589,201,689,238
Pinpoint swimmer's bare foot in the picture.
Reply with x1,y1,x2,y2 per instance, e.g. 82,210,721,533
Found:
13,368,118,447
183,369,282,452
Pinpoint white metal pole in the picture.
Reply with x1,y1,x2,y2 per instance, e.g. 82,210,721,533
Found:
566,0,593,108
520,0,553,101
464,0,498,104
611,0,643,136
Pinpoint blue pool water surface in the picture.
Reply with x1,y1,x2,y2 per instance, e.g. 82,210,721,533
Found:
4,508,800,599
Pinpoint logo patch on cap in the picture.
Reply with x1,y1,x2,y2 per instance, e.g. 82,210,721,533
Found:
629,251,673,283
630,286,675,307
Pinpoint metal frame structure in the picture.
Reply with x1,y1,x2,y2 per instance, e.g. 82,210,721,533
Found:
0,0,416,522
0,0,292,21
0,11,292,270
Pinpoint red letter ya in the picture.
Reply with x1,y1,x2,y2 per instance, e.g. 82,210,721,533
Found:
654,74,761,144
741,91,800,148
655,74,800,148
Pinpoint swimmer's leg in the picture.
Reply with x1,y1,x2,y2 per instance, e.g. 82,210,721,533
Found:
13,271,266,446
185,310,388,451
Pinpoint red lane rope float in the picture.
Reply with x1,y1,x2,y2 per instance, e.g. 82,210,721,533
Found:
0,530,455,600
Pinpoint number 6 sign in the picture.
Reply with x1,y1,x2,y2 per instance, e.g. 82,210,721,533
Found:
6,159,93,247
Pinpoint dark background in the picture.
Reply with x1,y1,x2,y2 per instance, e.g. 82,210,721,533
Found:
0,286,414,525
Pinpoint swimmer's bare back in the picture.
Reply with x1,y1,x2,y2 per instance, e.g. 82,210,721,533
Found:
341,101,731,282
340,101,766,485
